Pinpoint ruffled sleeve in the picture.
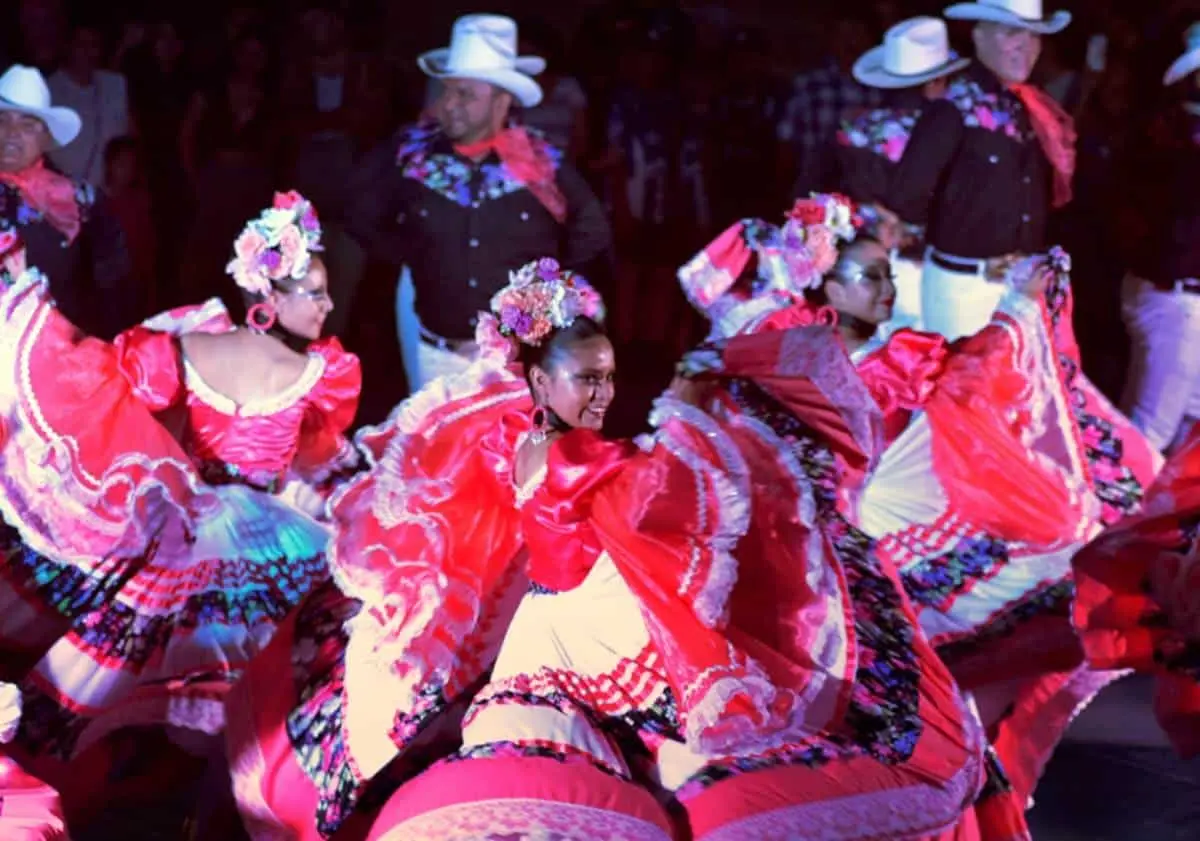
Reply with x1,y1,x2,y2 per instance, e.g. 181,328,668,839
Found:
716,324,884,475
919,305,1094,547
522,432,636,592
855,328,948,442
333,361,535,788
291,338,363,484
111,326,185,412
0,269,212,567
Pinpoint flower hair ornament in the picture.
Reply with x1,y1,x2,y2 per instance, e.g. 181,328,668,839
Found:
226,191,324,329
0,228,36,288
678,193,863,315
474,258,606,363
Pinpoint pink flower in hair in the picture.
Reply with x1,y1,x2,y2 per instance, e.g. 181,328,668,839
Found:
475,312,519,362
805,225,839,276
488,258,606,348
226,192,325,295
274,190,303,210
234,229,267,263
279,226,305,277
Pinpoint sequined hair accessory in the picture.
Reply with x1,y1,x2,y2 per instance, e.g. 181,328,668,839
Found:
475,258,606,362
225,191,324,297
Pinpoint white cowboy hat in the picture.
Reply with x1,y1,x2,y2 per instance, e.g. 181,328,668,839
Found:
1165,23,1200,85
853,17,971,89
417,14,545,108
944,0,1070,35
0,65,81,148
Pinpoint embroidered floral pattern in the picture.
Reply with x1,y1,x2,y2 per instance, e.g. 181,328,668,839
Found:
936,580,1073,666
281,581,452,836
0,528,328,671
677,379,924,796
396,122,563,209
901,535,1009,610
837,107,920,163
946,77,1030,142
1045,272,1147,523
8,542,331,761
0,181,94,242
0,524,137,620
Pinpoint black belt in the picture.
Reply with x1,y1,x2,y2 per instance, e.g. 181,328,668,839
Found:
928,249,1016,279
928,250,987,274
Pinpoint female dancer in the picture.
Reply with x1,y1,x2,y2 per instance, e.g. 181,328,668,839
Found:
674,194,1161,838
229,257,983,840
0,192,360,800
1073,427,1200,758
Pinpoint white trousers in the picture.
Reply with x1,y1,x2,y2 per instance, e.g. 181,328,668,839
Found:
395,266,472,392
1119,274,1200,452
877,255,924,340
920,253,1006,342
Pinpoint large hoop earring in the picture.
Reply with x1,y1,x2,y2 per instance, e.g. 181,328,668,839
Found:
529,405,549,445
246,302,276,332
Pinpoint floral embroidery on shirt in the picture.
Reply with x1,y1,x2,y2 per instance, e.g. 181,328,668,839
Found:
837,107,921,163
396,122,563,208
946,76,1030,142
0,180,95,243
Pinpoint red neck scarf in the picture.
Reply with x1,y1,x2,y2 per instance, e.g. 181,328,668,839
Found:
455,127,567,223
0,158,82,243
1008,83,1076,209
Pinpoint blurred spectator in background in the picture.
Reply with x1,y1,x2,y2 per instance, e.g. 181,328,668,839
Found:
705,27,791,223
103,135,156,320
48,21,131,185
113,19,192,290
14,0,67,73
176,28,276,309
605,19,708,351
519,19,589,162
782,14,882,197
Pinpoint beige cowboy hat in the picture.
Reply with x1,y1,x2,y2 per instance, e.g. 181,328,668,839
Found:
418,14,545,108
944,0,1071,36
853,17,971,89
0,65,81,148
1165,22,1200,85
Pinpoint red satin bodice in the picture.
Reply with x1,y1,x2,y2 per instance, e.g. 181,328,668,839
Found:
855,329,950,446
114,327,361,488
520,431,637,592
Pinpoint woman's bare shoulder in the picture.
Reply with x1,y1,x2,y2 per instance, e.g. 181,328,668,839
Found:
180,330,312,398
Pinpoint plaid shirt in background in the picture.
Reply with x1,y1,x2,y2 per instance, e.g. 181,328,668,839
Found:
780,58,884,195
